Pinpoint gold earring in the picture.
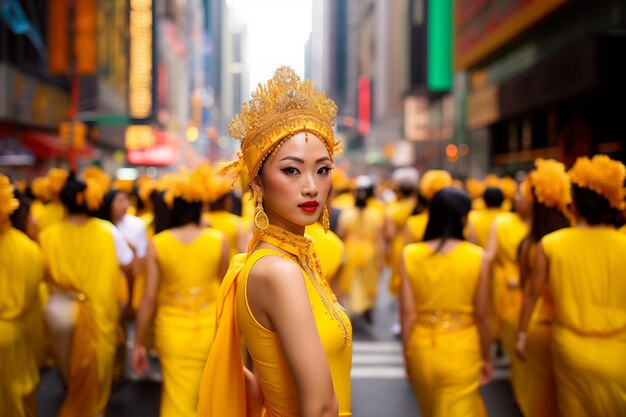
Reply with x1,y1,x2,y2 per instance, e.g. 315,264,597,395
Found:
254,195,269,231
322,205,330,233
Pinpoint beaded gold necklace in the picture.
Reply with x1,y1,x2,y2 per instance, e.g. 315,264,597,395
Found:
255,224,352,347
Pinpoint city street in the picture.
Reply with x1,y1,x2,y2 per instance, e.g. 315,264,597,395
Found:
36,272,523,417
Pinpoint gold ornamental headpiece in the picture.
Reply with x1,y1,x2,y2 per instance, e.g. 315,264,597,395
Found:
529,159,571,213
220,66,340,185
568,155,625,210
0,175,19,229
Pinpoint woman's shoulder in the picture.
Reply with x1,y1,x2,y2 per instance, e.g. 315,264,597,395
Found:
403,241,431,258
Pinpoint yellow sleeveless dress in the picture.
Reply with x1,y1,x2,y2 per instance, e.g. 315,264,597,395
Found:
542,227,626,417
403,241,487,417
386,197,416,295
468,208,501,248
153,228,224,417
40,218,121,417
306,221,345,282
203,210,242,260
0,227,44,417
406,211,429,243
339,205,384,313
34,200,66,231
198,225,352,417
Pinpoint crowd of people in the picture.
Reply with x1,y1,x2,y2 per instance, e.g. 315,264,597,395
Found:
1,67,625,417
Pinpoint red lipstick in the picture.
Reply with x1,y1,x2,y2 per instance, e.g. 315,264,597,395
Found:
298,200,319,213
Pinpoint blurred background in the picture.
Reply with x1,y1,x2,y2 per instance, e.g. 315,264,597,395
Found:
1,0,625,182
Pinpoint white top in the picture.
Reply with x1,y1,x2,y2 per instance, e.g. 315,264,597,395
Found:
110,224,134,266
116,214,148,258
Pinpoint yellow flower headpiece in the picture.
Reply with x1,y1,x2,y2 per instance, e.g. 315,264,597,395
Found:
332,167,353,191
47,168,69,196
31,177,52,202
520,175,533,203
529,159,571,213
465,177,485,200
420,170,453,201
568,155,626,210
137,177,157,206
484,174,500,188
113,179,135,193
0,175,19,229
500,177,518,200
220,66,341,186
82,166,111,211
162,166,214,208
211,174,235,203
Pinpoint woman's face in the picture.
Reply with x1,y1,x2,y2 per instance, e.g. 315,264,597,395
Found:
255,131,333,234
111,191,130,222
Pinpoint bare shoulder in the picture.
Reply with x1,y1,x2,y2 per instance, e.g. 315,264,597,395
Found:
248,253,305,295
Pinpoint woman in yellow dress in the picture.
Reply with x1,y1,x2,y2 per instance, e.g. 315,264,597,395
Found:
401,187,491,417
0,175,44,417
131,171,229,417
467,187,504,248
512,159,570,417
405,170,453,244
198,66,352,417
517,155,626,417
337,175,385,323
40,170,134,417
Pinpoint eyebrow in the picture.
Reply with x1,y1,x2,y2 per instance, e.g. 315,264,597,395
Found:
279,156,331,163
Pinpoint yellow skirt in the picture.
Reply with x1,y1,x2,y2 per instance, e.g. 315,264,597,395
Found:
406,324,487,417
552,325,626,417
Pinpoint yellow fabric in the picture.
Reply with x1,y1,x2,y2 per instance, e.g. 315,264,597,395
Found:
542,227,626,417
237,249,352,416
306,222,345,282
40,218,121,417
203,210,242,259
153,229,224,417
468,208,501,248
34,201,66,231
407,211,429,243
131,212,155,310
386,197,416,295
331,192,355,209
403,241,486,417
339,206,383,313
0,228,44,417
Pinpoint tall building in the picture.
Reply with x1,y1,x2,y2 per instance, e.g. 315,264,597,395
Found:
455,0,626,176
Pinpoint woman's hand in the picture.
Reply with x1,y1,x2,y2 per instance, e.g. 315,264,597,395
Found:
131,344,149,376
480,360,493,385
515,332,527,361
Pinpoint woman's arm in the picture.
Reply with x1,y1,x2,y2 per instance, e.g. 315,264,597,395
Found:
399,251,415,355
516,241,549,360
247,256,338,417
131,240,160,376
474,254,492,384
218,235,229,280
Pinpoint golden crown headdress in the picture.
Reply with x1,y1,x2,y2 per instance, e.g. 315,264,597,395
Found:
0,175,19,229
529,159,571,213
568,155,625,210
221,66,341,185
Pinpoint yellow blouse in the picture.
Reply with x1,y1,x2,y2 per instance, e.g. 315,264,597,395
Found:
542,227,626,335
468,208,501,248
34,201,66,231
403,241,483,314
406,211,429,243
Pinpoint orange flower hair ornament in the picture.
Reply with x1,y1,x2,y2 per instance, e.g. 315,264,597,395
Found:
219,66,341,187
420,170,453,201
47,168,69,196
82,166,111,211
0,175,19,229
529,159,571,213
465,177,485,200
568,155,626,210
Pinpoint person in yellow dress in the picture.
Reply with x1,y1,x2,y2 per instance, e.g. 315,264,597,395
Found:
401,186,491,417
337,175,385,323
306,219,345,296
32,168,69,234
517,155,626,417
405,170,453,244
511,159,571,417
467,187,504,248
131,171,229,417
0,175,44,417
197,66,352,417
40,170,134,417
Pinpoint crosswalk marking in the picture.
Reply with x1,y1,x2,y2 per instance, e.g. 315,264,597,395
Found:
352,341,405,379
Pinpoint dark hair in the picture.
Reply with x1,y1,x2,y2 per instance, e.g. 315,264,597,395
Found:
354,186,372,209
94,189,121,222
423,187,471,252
572,184,622,226
397,184,416,198
60,173,88,214
411,192,428,215
152,191,171,234
170,198,202,228
483,187,504,208
211,193,231,212
9,188,30,233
